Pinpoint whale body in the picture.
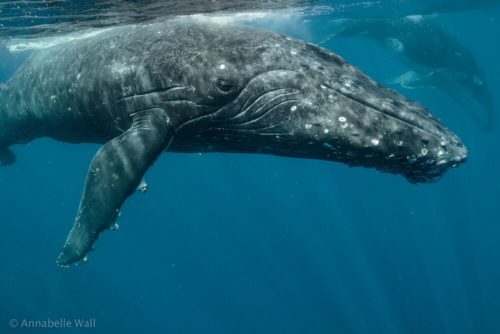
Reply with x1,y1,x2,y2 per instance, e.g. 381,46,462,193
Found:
0,18,467,266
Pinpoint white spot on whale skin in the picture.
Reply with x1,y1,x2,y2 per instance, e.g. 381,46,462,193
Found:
407,155,417,163
111,62,135,76
338,116,346,123
371,138,380,146
219,64,226,70
305,124,312,130
421,148,428,156
290,105,297,112
323,143,334,149
323,129,330,134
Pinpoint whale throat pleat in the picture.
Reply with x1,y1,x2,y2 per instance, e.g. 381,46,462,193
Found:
57,108,174,266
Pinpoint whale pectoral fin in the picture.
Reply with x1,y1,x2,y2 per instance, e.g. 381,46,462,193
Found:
57,108,173,266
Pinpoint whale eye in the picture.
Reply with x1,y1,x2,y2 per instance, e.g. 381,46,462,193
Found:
215,78,237,93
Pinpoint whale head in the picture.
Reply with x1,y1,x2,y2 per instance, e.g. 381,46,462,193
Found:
173,25,467,183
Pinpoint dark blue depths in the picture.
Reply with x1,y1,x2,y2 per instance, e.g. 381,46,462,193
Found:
1,2,500,334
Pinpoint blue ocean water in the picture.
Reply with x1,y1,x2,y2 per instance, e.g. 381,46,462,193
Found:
1,1,500,333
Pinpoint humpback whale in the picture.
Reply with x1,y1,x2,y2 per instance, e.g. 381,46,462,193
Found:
0,18,467,266
333,16,496,131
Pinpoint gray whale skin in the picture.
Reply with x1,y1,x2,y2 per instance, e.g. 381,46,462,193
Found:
0,18,467,266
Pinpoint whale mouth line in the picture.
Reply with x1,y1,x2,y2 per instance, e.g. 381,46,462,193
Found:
331,87,441,139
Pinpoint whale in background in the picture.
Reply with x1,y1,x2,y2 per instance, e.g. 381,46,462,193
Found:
333,15,496,132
